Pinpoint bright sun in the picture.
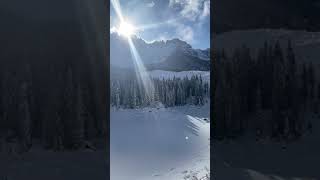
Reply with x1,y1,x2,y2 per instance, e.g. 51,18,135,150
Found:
118,21,136,37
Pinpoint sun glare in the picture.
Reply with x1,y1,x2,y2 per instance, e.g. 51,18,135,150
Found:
118,21,136,37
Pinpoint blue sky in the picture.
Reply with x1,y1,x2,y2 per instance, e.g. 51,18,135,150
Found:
110,0,210,49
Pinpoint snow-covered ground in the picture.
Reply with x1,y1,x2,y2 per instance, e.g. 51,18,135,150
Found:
213,113,320,180
148,70,210,83
0,104,210,180
110,104,210,180
0,144,108,180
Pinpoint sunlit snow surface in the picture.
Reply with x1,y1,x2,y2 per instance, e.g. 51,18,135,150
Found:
110,104,210,180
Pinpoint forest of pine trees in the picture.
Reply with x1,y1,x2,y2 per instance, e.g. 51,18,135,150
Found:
0,64,106,152
213,40,319,140
0,0,108,152
111,74,210,108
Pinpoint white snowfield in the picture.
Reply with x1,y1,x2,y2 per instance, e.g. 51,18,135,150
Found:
148,70,210,83
213,112,320,180
111,104,210,180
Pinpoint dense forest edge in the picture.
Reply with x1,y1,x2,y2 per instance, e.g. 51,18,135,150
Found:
111,73,210,109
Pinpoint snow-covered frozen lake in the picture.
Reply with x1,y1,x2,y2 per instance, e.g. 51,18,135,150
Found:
213,113,320,180
110,104,210,180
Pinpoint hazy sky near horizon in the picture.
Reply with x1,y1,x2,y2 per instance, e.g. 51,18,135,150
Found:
111,0,210,49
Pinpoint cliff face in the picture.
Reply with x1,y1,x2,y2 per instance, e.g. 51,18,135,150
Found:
0,0,109,150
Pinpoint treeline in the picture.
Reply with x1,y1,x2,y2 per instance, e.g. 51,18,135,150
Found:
111,75,209,108
213,41,319,140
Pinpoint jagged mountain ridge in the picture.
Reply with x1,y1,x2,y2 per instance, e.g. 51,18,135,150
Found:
110,33,210,71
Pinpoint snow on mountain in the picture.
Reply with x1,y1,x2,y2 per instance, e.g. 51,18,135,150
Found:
148,70,210,83
194,49,210,61
110,104,210,180
215,29,320,63
110,33,210,69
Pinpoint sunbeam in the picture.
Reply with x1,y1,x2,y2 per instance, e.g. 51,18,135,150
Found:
111,0,155,104
127,37,155,102
111,0,124,22
118,21,136,37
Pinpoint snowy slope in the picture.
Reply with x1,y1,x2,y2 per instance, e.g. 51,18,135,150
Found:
148,70,210,83
214,29,320,65
110,33,210,69
110,104,210,180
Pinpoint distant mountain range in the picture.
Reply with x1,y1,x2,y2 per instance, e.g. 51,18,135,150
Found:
110,33,210,71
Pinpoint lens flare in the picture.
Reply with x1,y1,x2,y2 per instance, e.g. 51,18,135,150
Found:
118,21,136,37
111,0,166,105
